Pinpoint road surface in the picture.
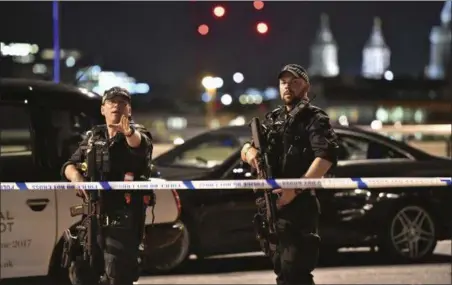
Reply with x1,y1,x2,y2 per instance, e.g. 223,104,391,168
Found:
2,242,450,284
135,241,451,284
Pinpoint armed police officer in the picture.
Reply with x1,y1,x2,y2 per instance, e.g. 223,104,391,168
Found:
241,64,339,285
61,87,154,285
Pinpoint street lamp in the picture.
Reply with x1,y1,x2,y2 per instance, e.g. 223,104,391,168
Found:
233,72,244,83
202,76,223,90
213,5,226,18
256,22,268,34
198,24,209,36
201,75,223,129
253,1,264,10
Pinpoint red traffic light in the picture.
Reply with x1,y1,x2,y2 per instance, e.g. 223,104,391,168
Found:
253,1,264,10
213,5,225,18
198,24,209,35
256,22,268,34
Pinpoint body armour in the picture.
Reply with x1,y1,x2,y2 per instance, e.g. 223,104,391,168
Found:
83,123,153,180
260,103,339,179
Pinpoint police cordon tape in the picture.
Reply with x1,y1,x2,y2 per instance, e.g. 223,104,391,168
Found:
0,177,451,191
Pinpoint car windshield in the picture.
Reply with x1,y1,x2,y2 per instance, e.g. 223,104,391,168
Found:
356,125,451,158
155,133,249,169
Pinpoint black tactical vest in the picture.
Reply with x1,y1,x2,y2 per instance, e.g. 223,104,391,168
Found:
261,103,324,178
84,124,153,181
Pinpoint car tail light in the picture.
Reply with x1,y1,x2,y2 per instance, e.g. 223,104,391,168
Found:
171,189,182,219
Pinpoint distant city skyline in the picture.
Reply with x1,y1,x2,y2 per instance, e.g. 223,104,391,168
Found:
0,1,448,89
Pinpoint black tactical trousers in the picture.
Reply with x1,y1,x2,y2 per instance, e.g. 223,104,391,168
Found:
70,199,147,285
270,191,321,285
101,216,144,285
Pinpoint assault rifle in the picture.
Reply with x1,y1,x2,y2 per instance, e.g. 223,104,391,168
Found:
250,117,279,251
62,132,109,271
83,135,109,268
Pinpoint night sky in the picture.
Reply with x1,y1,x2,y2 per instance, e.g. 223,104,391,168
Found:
0,1,445,89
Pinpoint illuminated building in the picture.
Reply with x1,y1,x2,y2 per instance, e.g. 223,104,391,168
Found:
361,17,391,79
0,42,40,63
309,13,339,77
76,65,150,96
0,41,82,82
425,0,451,80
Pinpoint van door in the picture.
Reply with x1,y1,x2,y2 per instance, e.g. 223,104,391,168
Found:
0,102,57,278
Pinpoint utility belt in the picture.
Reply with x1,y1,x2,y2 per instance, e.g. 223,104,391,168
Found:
61,189,156,272
69,191,156,218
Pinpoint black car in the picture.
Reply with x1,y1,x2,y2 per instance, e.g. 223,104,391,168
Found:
0,78,185,280
153,124,452,266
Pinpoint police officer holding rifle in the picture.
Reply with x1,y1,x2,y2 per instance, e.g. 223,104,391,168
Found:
60,87,155,285
241,64,340,285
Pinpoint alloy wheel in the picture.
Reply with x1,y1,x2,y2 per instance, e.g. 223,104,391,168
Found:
389,205,436,259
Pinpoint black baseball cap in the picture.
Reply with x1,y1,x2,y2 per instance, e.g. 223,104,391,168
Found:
278,64,310,84
102,87,131,105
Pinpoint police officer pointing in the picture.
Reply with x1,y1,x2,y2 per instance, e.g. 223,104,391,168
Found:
61,87,154,285
241,64,339,285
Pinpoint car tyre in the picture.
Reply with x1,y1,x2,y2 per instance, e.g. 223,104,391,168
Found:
48,238,71,284
379,204,437,262
143,221,191,273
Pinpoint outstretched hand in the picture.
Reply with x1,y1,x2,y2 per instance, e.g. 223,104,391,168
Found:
109,115,132,135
